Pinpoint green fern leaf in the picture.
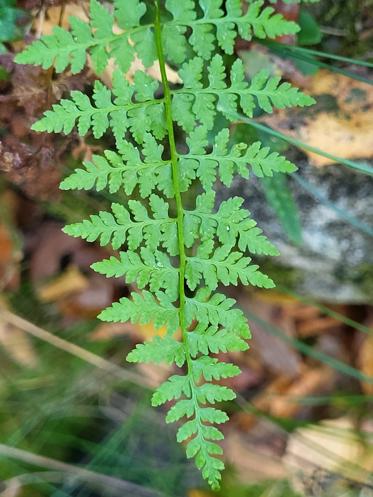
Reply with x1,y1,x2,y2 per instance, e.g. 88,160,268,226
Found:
92,248,178,300
181,127,297,189
32,71,163,143
192,357,241,382
186,240,275,290
63,196,176,252
114,0,147,29
165,0,299,60
16,0,299,76
99,291,179,334
15,0,154,74
185,192,279,255
61,134,173,197
127,336,185,366
196,382,236,403
176,55,315,129
151,375,191,406
186,288,250,336
187,324,249,356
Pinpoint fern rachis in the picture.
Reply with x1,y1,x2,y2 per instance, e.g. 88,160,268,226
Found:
16,0,315,489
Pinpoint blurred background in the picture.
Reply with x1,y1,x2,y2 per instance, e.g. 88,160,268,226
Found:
0,0,372,496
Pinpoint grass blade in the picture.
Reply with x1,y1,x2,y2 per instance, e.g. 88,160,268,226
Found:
231,115,373,176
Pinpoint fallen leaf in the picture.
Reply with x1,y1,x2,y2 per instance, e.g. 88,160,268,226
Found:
58,274,114,319
298,111,373,167
37,264,89,302
136,362,171,389
0,215,21,291
90,322,140,341
297,315,341,338
0,301,38,368
309,70,373,113
233,375,292,430
188,490,212,497
239,294,301,378
269,366,335,418
29,222,81,282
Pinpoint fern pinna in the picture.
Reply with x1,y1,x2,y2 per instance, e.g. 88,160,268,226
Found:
16,0,314,488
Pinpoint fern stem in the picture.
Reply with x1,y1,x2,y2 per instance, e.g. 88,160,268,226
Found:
154,1,187,337
153,6,204,435
153,8,208,457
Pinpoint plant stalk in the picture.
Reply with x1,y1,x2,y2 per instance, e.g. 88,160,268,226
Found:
153,1,187,341
153,3,212,467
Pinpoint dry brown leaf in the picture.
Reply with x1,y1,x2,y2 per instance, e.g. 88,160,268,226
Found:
298,111,373,167
297,315,341,338
233,376,293,430
40,3,89,33
269,366,335,418
58,274,114,318
0,301,38,368
29,223,81,282
188,490,213,497
309,70,373,113
90,322,140,341
91,322,175,386
285,303,320,320
0,223,21,291
91,322,171,341
37,264,89,302
239,295,301,378
299,70,373,166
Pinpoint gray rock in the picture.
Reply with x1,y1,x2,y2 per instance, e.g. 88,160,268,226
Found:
218,162,373,303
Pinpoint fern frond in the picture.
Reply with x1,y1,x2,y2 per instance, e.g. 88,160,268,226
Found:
174,55,315,130
32,71,164,143
16,0,316,488
151,373,229,488
61,133,173,198
64,196,177,253
92,248,178,300
186,240,275,291
15,0,154,74
99,290,179,334
127,336,185,366
186,288,250,336
181,126,297,189
16,0,298,76
188,324,249,356
165,0,300,60
185,192,279,255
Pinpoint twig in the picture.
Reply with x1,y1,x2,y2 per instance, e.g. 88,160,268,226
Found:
0,444,164,497
0,310,149,387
